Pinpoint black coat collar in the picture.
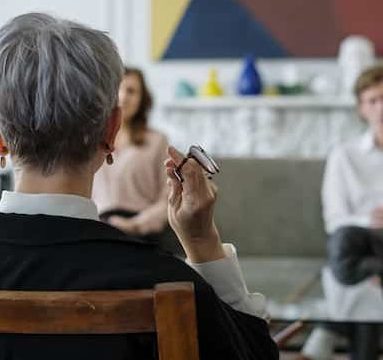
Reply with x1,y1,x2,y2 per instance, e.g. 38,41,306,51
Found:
0,212,151,246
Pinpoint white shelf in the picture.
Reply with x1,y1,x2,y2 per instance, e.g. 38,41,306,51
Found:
162,95,356,110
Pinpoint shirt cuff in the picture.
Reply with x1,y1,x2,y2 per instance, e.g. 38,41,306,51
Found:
186,243,267,319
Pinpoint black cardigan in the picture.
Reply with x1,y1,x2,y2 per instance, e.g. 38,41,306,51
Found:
0,212,278,360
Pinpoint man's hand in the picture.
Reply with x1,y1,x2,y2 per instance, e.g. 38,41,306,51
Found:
165,146,225,263
369,275,381,287
370,206,383,228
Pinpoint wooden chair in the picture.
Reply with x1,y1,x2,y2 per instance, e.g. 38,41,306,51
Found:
0,282,199,360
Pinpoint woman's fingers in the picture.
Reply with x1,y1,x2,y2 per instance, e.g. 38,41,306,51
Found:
166,167,182,208
165,145,218,212
167,146,185,165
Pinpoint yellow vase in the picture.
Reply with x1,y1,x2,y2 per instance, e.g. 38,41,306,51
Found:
200,69,224,97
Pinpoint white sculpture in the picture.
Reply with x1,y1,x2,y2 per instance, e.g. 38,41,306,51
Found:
338,35,376,94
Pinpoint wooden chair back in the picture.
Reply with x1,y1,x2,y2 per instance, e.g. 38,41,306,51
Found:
0,282,199,360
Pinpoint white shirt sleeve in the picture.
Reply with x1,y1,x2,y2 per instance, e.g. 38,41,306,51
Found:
322,148,370,234
186,243,268,319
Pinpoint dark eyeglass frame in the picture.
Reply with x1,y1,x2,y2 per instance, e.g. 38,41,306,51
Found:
173,145,220,182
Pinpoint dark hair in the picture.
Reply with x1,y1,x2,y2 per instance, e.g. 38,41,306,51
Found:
354,64,383,100
122,67,153,145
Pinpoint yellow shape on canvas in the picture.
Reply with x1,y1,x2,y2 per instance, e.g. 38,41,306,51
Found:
151,0,191,60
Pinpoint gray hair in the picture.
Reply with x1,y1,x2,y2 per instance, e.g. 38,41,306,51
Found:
0,13,123,174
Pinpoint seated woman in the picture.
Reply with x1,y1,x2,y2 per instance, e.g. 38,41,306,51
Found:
93,68,167,236
0,12,277,360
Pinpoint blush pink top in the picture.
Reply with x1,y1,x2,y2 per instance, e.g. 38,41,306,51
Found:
92,129,168,233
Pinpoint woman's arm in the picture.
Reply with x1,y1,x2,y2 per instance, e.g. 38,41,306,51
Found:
109,133,169,235
109,197,168,235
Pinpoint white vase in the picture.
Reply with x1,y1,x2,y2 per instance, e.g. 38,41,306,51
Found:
338,35,376,94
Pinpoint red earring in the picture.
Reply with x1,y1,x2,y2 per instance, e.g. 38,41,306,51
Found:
0,145,7,169
0,156,5,169
106,153,114,165
104,143,114,165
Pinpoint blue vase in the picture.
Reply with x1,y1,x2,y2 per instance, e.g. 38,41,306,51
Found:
237,56,262,95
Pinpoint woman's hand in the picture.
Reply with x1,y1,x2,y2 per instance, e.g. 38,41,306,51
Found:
108,216,142,235
165,146,225,263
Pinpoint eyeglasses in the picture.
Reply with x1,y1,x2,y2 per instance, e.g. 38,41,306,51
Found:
174,145,220,182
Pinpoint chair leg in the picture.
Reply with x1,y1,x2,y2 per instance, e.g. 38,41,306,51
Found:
154,282,199,360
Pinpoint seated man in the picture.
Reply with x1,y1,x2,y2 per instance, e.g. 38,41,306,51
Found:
301,65,383,360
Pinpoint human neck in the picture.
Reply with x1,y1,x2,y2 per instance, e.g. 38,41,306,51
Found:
14,165,93,198
115,126,131,149
374,133,383,149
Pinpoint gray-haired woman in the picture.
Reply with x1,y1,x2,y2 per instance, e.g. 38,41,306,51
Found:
0,13,277,360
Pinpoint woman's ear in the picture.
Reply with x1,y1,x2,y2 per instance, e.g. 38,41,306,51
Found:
0,136,9,155
103,106,121,151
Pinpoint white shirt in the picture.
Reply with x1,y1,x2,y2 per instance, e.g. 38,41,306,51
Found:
322,131,383,233
0,191,266,319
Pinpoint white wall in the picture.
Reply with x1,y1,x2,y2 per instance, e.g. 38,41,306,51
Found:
0,0,131,62
0,0,113,32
